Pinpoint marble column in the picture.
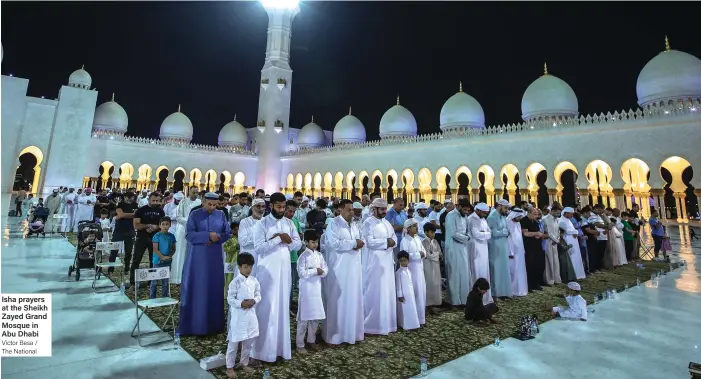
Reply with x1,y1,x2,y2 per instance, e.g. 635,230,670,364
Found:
471,188,479,204
494,189,503,205
547,189,557,205
486,191,495,206
529,191,538,207
613,189,625,210
414,188,420,204
519,189,529,204
679,193,689,223
507,189,517,205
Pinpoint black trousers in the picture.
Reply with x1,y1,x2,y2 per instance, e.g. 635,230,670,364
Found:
652,235,663,254
129,235,154,283
624,239,634,261
525,247,545,290
110,233,134,273
596,241,607,270
586,238,598,272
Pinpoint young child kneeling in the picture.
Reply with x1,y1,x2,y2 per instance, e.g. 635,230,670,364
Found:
296,230,328,353
552,281,587,321
226,253,261,378
396,250,420,330
465,278,500,325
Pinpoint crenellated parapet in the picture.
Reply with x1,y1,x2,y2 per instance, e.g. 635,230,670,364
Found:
91,133,256,156
283,99,701,157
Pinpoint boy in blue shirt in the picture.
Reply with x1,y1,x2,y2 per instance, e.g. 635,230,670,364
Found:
150,216,176,299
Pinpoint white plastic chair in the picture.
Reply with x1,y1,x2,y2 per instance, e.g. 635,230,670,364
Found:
93,241,124,292
130,266,179,346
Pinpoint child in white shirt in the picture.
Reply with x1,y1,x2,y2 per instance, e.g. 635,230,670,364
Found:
552,281,588,321
226,253,261,378
296,230,328,353
396,250,420,330
98,209,111,241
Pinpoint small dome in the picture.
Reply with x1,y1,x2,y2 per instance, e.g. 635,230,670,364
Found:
93,95,128,133
521,64,578,121
379,97,417,138
159,106,193,142
297,117,326,147
218,117,248,147
440,85,485,130
68,66,92,88
636,39,701,108
333,108,366,144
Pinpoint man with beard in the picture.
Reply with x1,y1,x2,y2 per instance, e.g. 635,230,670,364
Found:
413,202,429,240
521,207,546,292
230,193,250,223
130,192,166,285
468,203,493,304
251,192,302,362
444,198,471,306
239,199,265,276
171,187,201,284
326,199,366,343
179,193,231,336
217,195,230,222
542,203,562,285
361,198,396,336
163,192,183,235
112,192,136,276
487,199,512,299
44,189,62,233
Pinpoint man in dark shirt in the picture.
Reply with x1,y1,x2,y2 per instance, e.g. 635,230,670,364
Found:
217,195,230,222
130,192,165,285
110,192,137,274
520,207,545,292
94,189,111,222
189,191,207,214
306,198,328,237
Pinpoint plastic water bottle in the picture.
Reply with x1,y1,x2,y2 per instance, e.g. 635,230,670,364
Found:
493,336,501,347
174,332,181,347
119,283,125,295
420,357,428,376
624,283,629,291
263,369,270,379
612,289,617,299
531,320,538,334
636,277,641,286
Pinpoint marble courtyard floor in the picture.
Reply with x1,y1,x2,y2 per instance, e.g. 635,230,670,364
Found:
1,217,698,378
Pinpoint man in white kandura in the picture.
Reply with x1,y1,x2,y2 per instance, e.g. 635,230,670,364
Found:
468,202,493,304
171,186,200,284
444,198,471,306
239,198,266,276
362,198,398,335
323,199,365,344
61,186,78,232
559,207,587,279
74,188,96,228
251,192,301,363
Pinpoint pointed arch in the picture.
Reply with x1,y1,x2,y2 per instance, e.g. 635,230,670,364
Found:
621,158,651,193
286,173,295,190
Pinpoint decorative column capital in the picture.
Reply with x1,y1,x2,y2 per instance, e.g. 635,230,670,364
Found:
519,189,529,196
471,188,480,195
612,188,625,196
578,189,590,196
547,188,558,196
694,189,701,197
494,189,504,196
650,188,664,196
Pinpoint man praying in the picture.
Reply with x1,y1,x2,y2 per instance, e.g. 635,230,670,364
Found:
178,192,231,336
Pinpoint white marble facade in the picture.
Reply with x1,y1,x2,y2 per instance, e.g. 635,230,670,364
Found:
2,5,701,223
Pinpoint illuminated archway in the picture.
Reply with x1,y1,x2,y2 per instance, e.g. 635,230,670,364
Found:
435,166,451,202
221,170,233,193
385,169,398,201
500,164,520,204
525,162,547,207
554,161,578,206
138,164,153,191
584,160,612,206
418,168,432,198
172,167,186,193
286,174,294,192
661,156,693,223
358,170,369,196
16,146,44,194
304,173,312,193
334,172,344,198
295,173,303,191
204,169,218,192
313,172,322,197
346,171,357,198
119,162,135,189
98,161,115,190
189,168,203,190
233,172,246,193
454,166,472,199
477,165,495,205
323,172,333,197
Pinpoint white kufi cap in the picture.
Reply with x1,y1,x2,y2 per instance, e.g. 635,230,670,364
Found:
475,202,490,212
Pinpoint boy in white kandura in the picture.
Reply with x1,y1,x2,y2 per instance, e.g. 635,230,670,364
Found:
396,250,420,330
551,281,588,321
226,253,261,378
296,230,328,353
399,218,427,325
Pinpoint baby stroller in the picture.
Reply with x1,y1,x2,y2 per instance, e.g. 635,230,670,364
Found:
68,221,103,281
27,205,50,238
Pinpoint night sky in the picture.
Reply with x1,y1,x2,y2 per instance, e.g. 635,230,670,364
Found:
3,1,700,144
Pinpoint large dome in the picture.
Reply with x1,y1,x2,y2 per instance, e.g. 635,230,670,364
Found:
636,39,701,108
297,117,326,148
440,84,485,130
521,64,578,121
93,94,128,133
218,117,248,147
379,97,417,138
68,66,92,88
159,106,193,142
333,108,366,144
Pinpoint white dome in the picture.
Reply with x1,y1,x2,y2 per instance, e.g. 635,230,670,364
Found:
521,67,578,121
93,96,128,133
297,119,326,147
159,108,193,142
379,99,417,138
218,118,248,147
68,67,92,88
636,46,701,107
440,89,485,130
333,111,366,144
